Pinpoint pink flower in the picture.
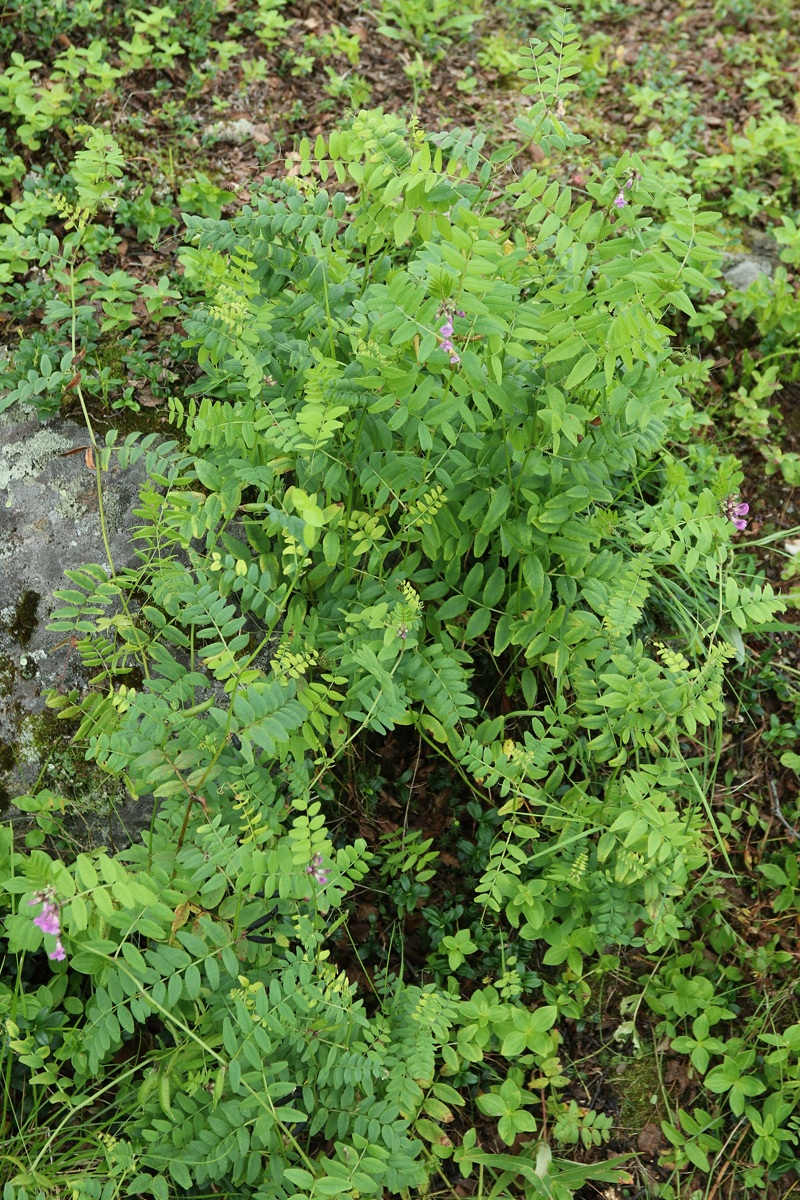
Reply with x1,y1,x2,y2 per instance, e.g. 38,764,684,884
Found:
437,312,461,364
723,496,749,532
29,889,67,961
33,906,60,936
305,854,329,887
613,191,626,208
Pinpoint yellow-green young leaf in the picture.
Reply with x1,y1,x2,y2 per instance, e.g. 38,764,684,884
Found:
97,854,117,885
93,886,114,917
476,1091,507,1117
423,1097,454,1123
668,289,695,316
323,530,340,566
415,1117,451,1143
419,713,448,742
604,350,616,387
725,576,739,608
564,351,597,389
111,879,135,908
284,1168,315,1188
75,854,98,890
394,209,415,246
68,895,88,931
128,879,159,906
382,176,406,203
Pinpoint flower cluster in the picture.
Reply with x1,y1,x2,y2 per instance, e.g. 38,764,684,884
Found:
723,495,749,532
305,854,329,887
437,308,465,365
613,171,642,209
395,579,423,641
29,888,66,961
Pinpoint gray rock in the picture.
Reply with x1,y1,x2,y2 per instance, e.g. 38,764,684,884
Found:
202,117,270,145
720,253,774,291
747,230,779,258
0,403,152,847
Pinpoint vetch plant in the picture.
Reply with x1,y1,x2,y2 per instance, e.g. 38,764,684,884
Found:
1,14,795,1200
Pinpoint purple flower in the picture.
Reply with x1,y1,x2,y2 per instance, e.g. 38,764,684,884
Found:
723,496,749,532
305,854,329,887
437,312,461,364
455,309,466,317
29,889,66,960
613,191,626,208
33,906,60,936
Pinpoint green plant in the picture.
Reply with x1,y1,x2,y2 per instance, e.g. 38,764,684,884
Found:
693,112,800,217
234,0,293,51
317,25,363,66
373,0,483,60
117,5,184,71
0,0,105,56
3,15,800,1200
0,129,191,416
670,1013,729,1074
116,185,176,245
661,1105,726,1174
551,1099,614,1149
0,54,74,150
476,1071,539,1145
477,31,525,78
177,173,237,220
322,68,373,110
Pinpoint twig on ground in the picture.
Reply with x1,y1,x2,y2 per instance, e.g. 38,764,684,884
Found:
769,778,799,841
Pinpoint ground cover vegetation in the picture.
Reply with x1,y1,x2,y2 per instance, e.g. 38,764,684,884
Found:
0,2,799,1199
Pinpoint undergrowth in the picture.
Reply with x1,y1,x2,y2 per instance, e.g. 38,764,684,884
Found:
1,6,800,1200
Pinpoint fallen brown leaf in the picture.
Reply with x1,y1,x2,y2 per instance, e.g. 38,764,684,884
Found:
637,1122,665,1157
